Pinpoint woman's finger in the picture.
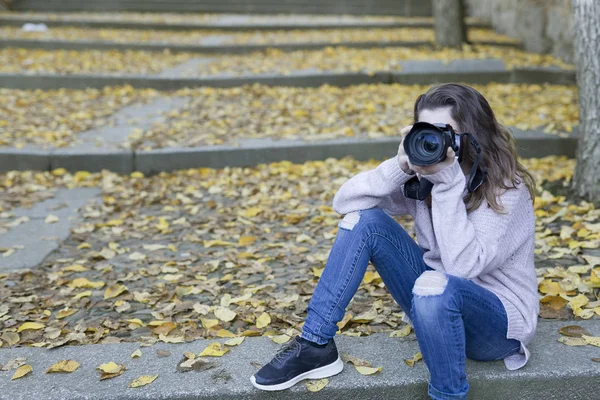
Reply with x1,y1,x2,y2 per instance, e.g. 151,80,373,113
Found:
400,125,413,137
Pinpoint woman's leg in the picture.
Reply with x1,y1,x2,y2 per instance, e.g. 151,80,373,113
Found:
302,207,430,344
410,271,521,400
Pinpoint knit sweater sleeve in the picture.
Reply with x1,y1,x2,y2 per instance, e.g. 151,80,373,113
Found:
425,159,524,279
332,157,416,216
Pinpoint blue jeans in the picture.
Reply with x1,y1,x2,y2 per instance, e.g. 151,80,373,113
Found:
301,207,521,399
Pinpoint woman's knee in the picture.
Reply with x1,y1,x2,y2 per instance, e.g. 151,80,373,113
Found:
413,271,449,296
411,271,456,319
338,207,388,232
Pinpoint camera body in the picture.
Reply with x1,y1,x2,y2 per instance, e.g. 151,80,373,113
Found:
403,122,461,166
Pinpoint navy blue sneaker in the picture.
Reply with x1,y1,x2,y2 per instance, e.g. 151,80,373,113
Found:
250,335,343,391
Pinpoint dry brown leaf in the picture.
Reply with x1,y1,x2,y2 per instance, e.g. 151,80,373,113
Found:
559,325,592,338
404,351,423,367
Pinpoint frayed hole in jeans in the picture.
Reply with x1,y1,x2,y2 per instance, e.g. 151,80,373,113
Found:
412,271,448,296
338,211,360,231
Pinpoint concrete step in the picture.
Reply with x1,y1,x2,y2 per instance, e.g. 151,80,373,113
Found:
0,127,579,174
0,67,577,90
12,0,432,17
0,15,490,31
0,39,521,54
0,319,598,399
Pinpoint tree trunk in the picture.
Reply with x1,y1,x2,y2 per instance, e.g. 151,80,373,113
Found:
572,0,600,203
433,0,467,47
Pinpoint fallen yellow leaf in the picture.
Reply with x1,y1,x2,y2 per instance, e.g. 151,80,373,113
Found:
256,312,271,329
582,335,600,347
214,307,237,322
129,375,158,388
73,290,92,300
558,336,587,346
305,378,329,392
355,365,382,375
97,362,123,374
224,337,245,346
200,318,219,329
11,364,32,380
199,342,229,357
390,325,412,338
238,236,257,246
56,307,77,319
104,284,128,300
46,360,80,373
68,277,105,289
17,322,44,332
131,349,142,358
1,332,20,346
45,214,59,224
158,334,185,344
216,329,236,338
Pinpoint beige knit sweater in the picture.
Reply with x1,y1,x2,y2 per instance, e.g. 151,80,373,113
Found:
332,157,539,370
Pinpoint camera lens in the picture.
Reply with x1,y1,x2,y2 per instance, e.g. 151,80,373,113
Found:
416,133,440,155
403,122,450,166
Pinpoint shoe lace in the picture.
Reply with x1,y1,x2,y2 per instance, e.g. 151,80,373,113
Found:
272,337,302,364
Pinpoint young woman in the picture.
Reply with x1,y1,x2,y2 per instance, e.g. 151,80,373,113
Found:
250,83,539,399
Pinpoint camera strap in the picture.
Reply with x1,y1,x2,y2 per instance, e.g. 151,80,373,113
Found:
460,133,487,193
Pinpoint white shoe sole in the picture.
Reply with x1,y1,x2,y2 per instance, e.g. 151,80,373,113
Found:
250,355,344,391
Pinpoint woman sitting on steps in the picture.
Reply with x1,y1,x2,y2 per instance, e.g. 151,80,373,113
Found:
250,83,539,400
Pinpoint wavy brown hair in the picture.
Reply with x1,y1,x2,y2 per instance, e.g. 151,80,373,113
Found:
413,83,536,213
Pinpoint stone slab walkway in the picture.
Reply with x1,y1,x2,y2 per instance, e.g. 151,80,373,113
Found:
0,320,598,400
0,187,100,270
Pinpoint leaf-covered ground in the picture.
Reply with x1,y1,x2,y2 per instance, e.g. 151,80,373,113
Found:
0,44,572,76
0,83,578,149
0,86,160,148
194,44,574,76
0,48,194,75
0,27,519,45
130,83,578,149
0,156,598,349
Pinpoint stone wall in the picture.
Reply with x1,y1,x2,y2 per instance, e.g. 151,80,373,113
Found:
466,0,574,63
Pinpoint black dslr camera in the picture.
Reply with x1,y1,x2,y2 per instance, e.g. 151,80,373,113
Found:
403,122,460,166
402,122,487,200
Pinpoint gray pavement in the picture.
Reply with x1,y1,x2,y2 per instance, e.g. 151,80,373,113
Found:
158,57,217,78
0,320,598,399
0,187,100,270
398,58,507,73
71,96,188,149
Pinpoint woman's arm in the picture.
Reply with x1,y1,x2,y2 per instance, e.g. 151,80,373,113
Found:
332,157,416,216
425,159,527,279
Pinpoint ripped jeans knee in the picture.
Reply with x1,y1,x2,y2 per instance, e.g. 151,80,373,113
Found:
338,211,360,230
412,270,448,296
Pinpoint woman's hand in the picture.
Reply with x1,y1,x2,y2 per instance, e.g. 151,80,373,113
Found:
408,147,456,176
397,125,415,175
